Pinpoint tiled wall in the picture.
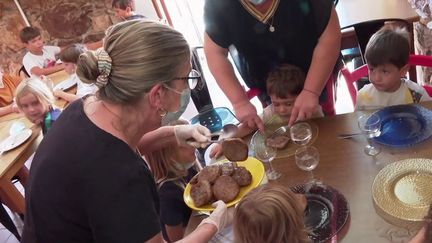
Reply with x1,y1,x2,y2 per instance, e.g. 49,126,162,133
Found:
0,0,115,75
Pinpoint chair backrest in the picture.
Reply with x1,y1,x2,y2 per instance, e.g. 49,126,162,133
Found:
18,65,30,78
340,54,432,106
341,18,411,64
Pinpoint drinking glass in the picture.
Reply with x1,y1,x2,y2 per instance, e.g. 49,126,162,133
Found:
254,141,281,180
290,122,312,146
358,114,381,156
295,146,320,184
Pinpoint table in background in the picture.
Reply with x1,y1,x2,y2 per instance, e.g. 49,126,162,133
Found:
47,70,76,109
0,115,41,214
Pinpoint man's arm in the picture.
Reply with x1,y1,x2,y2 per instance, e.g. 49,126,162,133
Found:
289,7,341,125
204,33,264,131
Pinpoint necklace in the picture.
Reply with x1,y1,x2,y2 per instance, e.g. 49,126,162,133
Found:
268,16,275,32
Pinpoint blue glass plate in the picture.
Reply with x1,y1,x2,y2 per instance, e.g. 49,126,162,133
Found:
371,104,432,148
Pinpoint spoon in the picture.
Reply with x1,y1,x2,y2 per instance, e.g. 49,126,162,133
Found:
186,124,239,145
208,124,238,143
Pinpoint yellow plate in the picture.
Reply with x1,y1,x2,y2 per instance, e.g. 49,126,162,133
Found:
372,158,432,223
183,157,265,211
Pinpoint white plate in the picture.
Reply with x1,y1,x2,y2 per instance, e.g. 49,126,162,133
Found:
0,129,32,153
204,143,219,166
54,76,77,91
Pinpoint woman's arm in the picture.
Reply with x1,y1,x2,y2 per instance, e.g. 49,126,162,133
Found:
138,126,177,154
204,33,264,131
289,7,341,125
165,224,186,242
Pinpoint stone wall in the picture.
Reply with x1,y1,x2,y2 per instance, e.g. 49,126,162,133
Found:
0,0,116,75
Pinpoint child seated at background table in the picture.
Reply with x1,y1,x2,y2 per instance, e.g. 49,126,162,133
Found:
145,119,202,242
53,44,98,102
210,64,323,158
0,69,22,116
20,26,64,77
233,183,308,243
15,77,61,135
356,26,432,110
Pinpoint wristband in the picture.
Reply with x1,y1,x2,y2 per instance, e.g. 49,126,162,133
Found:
302,88,320,97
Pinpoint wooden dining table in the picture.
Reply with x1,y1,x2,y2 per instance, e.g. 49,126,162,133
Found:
187,101,432,243
0,116,41,214
0,70,75,215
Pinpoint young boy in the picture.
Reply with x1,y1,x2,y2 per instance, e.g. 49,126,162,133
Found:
20,26,64,77
210,64,323,158
112,0,145,21
53,44,98,102
356,26,432,110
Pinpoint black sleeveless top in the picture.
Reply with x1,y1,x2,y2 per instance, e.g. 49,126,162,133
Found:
204,0,333,91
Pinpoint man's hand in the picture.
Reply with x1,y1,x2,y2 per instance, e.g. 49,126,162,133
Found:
288,90,320,126
233,100,264,132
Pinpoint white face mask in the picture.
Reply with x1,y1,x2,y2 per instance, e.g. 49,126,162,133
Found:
248,0,266,5
174,161,196,171
161,88,191,126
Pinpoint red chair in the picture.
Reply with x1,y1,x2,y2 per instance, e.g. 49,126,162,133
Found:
340,54,432,106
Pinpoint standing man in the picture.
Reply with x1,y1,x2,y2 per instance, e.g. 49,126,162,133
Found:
204,0,341,129
112,0,145,21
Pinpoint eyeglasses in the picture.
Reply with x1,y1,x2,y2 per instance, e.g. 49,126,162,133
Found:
173,69,201,89
163,84,185,95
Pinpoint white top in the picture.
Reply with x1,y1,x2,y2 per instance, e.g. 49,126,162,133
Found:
356,78,432,110
73,74,98,98
23,46,61,75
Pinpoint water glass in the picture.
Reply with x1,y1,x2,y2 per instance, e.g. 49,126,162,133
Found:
358,114,381,156
254,141,281,180
295,146,320,184
290,122,312,146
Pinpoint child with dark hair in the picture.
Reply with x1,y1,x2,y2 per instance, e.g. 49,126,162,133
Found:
112,0,145,21
210,64,323,158
53,44,98,102
20,26,64,76
356,26,432,110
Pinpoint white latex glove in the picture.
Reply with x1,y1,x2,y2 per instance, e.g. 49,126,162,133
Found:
174,124,211,148
198,200,233,232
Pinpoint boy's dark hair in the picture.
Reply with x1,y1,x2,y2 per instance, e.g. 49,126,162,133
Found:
112,0,135,10
365,26,410,69
266,64,305,99
20,26,41,43
59,44,86,64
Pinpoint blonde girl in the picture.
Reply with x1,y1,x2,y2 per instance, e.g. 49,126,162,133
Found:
15,77,61,134
146,119,202,242
234,183,309,243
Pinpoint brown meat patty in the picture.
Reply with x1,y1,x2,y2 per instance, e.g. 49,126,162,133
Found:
213,175,240,203
265,134,290,149
198,165,221,184
190,180,212,207
232,166,253,186
220,162,237,176
222,138,248,162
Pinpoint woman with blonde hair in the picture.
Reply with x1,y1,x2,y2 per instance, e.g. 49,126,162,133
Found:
22,20,229,243
234,184,309,243
146,119,202,242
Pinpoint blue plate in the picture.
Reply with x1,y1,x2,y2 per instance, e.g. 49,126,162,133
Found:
190,107,239,133
371,104,432,148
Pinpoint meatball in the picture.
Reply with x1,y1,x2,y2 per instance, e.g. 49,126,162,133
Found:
222,138,248,162
232,166,252,186
190,180,213,207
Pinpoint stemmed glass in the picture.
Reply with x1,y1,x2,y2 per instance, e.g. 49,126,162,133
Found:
358,114,381,156
295,146,320,184
290,122,320,189
290,122,312,146
254,141,281,180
